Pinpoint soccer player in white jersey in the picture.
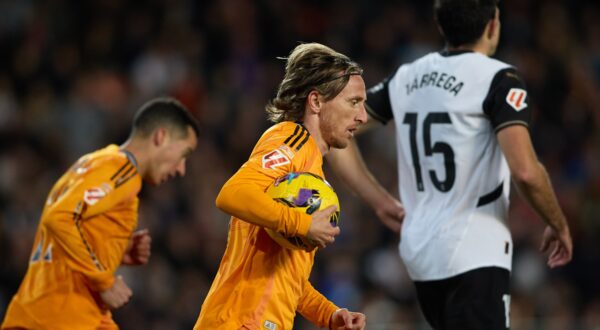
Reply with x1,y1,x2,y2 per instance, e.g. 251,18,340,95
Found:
327,0,573,329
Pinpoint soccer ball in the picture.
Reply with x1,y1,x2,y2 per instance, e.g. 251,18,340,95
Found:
265,172,340,251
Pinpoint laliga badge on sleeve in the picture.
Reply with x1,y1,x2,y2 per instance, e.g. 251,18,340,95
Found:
505,88,527,112
262,149,291,170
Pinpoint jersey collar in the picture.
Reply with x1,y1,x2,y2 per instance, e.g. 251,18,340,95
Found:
439,49,473,57
120,149,139,170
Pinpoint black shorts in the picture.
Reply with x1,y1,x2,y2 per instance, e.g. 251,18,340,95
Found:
414,267,511,330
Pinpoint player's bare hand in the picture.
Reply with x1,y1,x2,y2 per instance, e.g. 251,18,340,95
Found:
373,194,405,234
307,205,340,249
330,308,366,330
540,225,572,268
122,229,152,265
100,275,132,309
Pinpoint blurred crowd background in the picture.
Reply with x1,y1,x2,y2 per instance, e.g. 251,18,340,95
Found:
1,0,600,329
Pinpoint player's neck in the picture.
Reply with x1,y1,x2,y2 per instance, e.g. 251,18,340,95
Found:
446,42,492,56
301,116,329,156
120,139,148,179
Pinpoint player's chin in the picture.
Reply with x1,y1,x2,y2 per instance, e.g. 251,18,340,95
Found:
330,138,349,150
148,176,163,186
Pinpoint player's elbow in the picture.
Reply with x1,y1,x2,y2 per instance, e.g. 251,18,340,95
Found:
215,185,235,214
42,211,65,236
510,163,540,187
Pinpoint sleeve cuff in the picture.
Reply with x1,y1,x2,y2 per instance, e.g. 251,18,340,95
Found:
325,305,342,329
295,212,312,237
89,273,115,292
494,120,529,133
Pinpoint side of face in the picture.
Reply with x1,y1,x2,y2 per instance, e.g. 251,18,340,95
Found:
489,7,501,56
147,126,197,185
319,75,368,149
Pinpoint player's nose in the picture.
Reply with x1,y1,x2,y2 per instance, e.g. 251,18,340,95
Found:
357,104,367,123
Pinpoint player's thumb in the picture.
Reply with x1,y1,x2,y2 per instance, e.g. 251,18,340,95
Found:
539,236,550,252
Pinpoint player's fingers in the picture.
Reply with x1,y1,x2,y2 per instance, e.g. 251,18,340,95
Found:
322,234,334,246
341,310,353,327
548,246,567,268
547,243,558,267
124,284,133,297
347,313,364,329
139,235,152,245
318,239,327,249
358,313,367,329
539,235,551,252
385,216,402,233
331,226,341,236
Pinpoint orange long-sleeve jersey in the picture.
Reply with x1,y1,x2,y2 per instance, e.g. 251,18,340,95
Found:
195,122,339,330
2,145,142,330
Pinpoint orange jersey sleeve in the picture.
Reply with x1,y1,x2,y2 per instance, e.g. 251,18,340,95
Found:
2,145,142,330
215,122,318,237
297,281,340,329
196,121,332,330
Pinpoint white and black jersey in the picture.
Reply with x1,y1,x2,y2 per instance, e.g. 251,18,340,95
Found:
367,50,531,281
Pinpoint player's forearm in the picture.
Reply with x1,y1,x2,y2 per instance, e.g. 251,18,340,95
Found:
216,179,311,237
297,281,340,329
512,162,568,232
326,141,390,208
43,213,115,291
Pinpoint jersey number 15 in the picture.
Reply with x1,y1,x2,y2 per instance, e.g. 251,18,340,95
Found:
403,112,456,192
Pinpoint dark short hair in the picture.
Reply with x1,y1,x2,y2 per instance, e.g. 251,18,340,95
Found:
132,97,200,139
434,0,498,47
266,43,363,123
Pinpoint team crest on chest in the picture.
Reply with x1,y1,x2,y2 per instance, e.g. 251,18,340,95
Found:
505,88,527,111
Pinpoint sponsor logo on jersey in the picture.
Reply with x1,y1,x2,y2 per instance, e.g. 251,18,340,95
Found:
83,187,108,205
263,320,278,330
506,88,527,111
262,149,290,169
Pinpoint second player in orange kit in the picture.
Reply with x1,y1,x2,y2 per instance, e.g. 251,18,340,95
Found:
2,98,200,330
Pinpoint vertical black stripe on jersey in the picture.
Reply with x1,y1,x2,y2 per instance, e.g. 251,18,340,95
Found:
283,125,301,144
282,123,311,151
288,126,307,149
72,202,105,271
295,132,310,151
115,170,138,188
118,164,135,180
74,217,106,271
366,76,394,124
111,161,136,189
482,68,532,132
110,160,131,180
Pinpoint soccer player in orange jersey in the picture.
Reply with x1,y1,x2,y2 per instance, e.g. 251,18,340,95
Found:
194,43,368,330
2,98,199,330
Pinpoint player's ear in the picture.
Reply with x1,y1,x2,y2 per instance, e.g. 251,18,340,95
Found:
307,90,322,114
152,127,167,147
486,8,500,40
